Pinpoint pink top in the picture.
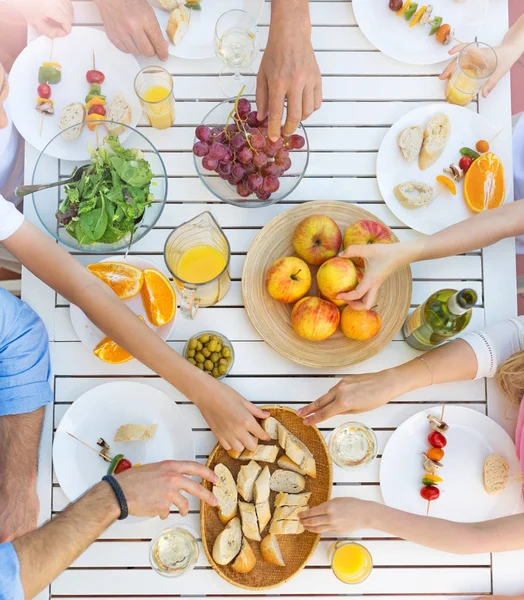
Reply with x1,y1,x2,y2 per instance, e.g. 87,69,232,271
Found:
517,398,524,464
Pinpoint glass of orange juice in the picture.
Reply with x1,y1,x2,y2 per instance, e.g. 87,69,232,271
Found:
164,212,231,319
134,66,175,129
445,41,497,106
329,541,373,584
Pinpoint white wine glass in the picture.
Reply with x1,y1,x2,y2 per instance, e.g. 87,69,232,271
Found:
214,9,258,97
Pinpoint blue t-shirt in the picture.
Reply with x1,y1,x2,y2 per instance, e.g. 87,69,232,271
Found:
0,543,23,600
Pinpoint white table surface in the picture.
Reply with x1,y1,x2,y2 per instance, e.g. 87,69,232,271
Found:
22,1,523,599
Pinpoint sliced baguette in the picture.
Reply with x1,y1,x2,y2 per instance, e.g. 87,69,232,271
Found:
394,181,436,210
262,416,280,440
277,455,306,476
231,537,256,574
419,113,451,170
270,469,306,494
227,449,241,459
166,6,189,46
484,454,510,495
114,423,157,442
240,445,279,463
58,102,85,141
397,126,423,163
269,519,305,535
274,492,312,508
256,500,272,533
237,460,262,503
273,504,308,522
105,93,131,136
213,463,237,524
254,466,270,504
260,534,285,567
277,423,317,478
212,517,242,565
239,501,261,542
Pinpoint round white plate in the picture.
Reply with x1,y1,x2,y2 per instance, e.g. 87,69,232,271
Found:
380,406,522,521
8,28,141,161
377,103,509,235
352,0,489,66
53,381,195,505
70,256,175,359
151,0,264,60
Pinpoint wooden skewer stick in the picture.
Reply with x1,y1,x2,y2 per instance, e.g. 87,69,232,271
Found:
66,431,112,462
440,404,445,422
426,500,431,517
488,128,504,145
39,39,56,137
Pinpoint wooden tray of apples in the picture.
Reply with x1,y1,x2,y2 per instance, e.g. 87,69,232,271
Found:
242,201,412,368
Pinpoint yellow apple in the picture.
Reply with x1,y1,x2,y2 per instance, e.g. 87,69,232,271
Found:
292,215,342,266
316,257,358,307
343,219,392,268
291,296,340,341
266,257,312,303
340,305,382,341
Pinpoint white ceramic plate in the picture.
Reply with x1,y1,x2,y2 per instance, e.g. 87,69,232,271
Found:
352,0,489,66
8,28,141,161
53,381,195,505
380,406,522,521
151,0,264,60
377,103,509,235
70,256,175,358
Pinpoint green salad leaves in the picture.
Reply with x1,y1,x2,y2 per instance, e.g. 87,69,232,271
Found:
56,136,154,245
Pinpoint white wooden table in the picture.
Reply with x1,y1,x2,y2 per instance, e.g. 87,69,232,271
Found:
22,1,524,598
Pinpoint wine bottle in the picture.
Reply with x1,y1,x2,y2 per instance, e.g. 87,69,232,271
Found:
403,288,478,350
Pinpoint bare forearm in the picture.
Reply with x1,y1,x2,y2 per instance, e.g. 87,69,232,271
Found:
504,13,524,52
13,482,119,598
368,503,524,554
270,0,310,31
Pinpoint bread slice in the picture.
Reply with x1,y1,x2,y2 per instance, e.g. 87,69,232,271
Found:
212,517,242,565
394,182,436,210
237,460,262,502
269,519,305,535
277,454,306,475
277,423,317,478
484,454,510,495
274,492,312,508
240,445,279,463
398,126,423,163
166,7,189,46
254,466,270,504
113,423,157,442
105,93,132,136
58,102,85,141
273,504,308,522
227,449,242,459
231,537,256,574
270,469,306,494
260,534,285,567
419,113,451,170
256,500,271,533
262,416,280,440
239,501,261,542
213,463,237,524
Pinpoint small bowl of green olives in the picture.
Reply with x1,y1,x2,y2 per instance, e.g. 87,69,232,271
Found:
183,331,234,380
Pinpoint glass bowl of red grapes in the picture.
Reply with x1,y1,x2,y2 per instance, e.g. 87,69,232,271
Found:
192,95,309,207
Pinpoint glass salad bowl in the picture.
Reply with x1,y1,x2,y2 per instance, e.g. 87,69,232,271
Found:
193,95,309,208
31,121,167,253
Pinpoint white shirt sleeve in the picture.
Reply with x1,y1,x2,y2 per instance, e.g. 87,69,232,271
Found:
461,316,524,379
0,195,24,241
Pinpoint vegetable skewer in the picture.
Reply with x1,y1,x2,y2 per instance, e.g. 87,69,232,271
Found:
85,50,107,144
422,405,447,516
66,431,113,462
37,39,60,136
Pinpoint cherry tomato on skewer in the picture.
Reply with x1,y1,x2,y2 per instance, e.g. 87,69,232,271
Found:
428,431,447,448
86,69,105,84
37,83,52,99
114,458,133,474
420,485,440,501
88,104,107,116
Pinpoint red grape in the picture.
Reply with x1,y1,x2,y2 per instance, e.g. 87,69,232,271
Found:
211,126,223,136
193,142,209,157
256,190,271,201
237,181,251,197
275,148,290,164
263,163,284,178
280,156,292,171
196,125,212,142
222,147,233,163
231,163,246,180
258,115,269,127
218,162,232,176
230,134,246,151
267,137,283,151
263,175,280,193
237,98,251,120
247,111,259,127
215,132,227,145
226,123,238,136
264,144,278,158
253,151,267,168
209,143,227,160
288,134,305,149
247,173,263,192
202,156,218,171
244,163,256,176
238,147,253,164
250,134,265,150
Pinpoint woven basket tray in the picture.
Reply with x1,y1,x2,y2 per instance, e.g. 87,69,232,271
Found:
200,406,333,590
242,201,412,368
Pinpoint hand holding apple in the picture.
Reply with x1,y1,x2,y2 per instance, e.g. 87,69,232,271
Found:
293,215,342,266
291,296,340,341
343,220,392,268
340,305,381,341
317,257,358,307
266,257,312,303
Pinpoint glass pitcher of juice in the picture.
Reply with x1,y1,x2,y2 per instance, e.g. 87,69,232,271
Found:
134,66,175,129
164,212,231,319
329,541,373,584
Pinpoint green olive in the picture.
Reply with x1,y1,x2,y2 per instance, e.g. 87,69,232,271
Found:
196,341,203,351
195,352,205,363
211,335,219,341
204,360,214,371
212,367,219,378
188,338,198,350
219,358,228,366
199,334,210,344
187,349,195,358
188,358,197,365
218,364,227,375
207,340,217,352
210,352,220,363
221,347,231,358
196,363,204,370
226,356,232,363
202,348,211,358
216,343,222,353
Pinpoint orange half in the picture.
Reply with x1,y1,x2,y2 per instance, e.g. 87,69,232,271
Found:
93,337,133,364
88,262,144,300
140,268,176,327
463,152,505,213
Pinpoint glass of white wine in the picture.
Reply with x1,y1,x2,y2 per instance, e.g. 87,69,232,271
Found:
215,9,258,97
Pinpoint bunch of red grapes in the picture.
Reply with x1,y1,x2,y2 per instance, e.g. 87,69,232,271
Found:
192,98,305,201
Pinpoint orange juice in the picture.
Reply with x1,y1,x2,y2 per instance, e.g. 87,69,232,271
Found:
143,85,175,129
175,245,227,284
446,67,481,106
330,542,373,584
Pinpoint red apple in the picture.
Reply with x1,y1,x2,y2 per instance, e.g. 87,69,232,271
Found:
292,215,342,266
291,296,340,341
266,257,312,303
343,220,392,268
340,305,382,341
316,257,358,307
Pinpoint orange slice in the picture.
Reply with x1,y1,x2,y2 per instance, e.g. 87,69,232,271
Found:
436,175,457,196
140,268,176,327
464,152,505,213
93,337,133,364
87,262,144,299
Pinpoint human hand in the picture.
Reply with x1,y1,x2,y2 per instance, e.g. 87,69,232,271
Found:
440,40,523,98
0,64,8,129
11,0,73,38
95,0,168,60
300,497,379,534
336,241,420,310
195,378,271,453
0,483,39,543
116,460,218,518
256,10,321,141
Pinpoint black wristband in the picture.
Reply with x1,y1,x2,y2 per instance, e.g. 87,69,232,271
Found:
102,475,129,520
